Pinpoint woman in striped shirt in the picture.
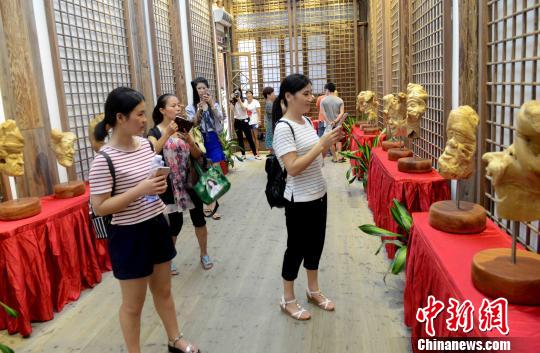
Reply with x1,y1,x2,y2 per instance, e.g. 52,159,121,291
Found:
272,74,342,321
89,87,201,353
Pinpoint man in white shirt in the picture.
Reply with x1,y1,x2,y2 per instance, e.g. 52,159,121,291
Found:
320,82,345,162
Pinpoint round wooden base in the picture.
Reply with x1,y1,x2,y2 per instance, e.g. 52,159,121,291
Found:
472,248,540,305
0,197,41,221
397,157,432,173
388,148,413,161
355,121,369,129
54,180,86,199
382,140,404,151
429,201,487,234
363,127,380,135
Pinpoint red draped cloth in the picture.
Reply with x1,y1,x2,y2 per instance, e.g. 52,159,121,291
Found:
0,188,111,336
349,126,385,177
366,148,450,258
404,213,540,353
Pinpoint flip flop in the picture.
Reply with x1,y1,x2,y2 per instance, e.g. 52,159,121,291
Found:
204,201,220,218
212,212,221,220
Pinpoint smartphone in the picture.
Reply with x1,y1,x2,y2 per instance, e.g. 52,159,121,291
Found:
153,166,170,177
174,116,194,133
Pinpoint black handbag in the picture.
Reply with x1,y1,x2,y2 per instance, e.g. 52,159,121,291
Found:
89,151,115,239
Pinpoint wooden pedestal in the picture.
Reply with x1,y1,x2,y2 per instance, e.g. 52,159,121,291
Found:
54,180,86,199
397,157,432,173
0,197,41,221
382,140,404,151
388,148,413,161
472,248,540,305
355,121,369,129
429,200,487,234
363,127,380,135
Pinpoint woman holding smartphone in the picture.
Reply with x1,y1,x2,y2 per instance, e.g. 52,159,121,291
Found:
90,87,201,353
149,94,214,271
272,74,342,321
186,77,225,220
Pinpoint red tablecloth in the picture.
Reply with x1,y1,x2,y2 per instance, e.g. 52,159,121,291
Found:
0,188,111,336
349,126,386,177
404,212,540,352
366,148,450,258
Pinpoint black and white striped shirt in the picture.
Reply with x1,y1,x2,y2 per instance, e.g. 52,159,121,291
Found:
273,117,326,202
89,137,166,225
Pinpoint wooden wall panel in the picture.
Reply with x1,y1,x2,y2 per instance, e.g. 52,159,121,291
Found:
458,0,479,203
478,0,540,252
0,0,59,197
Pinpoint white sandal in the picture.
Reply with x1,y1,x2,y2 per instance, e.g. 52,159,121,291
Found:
279,296,310,320
306,289,335,311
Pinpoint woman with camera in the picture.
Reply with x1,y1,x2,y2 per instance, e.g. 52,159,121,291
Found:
186,77,225,220
231,88,259,159
149,93,214,272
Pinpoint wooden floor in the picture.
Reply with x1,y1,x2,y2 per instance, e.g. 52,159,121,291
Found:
3,156,411,353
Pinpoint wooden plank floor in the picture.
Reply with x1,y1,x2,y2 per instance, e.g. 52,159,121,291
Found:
2,156,411,353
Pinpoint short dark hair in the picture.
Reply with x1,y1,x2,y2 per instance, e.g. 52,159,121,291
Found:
262,86,274,99
324,82,336,92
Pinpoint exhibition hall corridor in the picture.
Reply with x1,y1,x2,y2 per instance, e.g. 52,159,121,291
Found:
4,159,409,353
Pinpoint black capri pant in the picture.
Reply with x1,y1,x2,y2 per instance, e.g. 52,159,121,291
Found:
234,118,257,156
166,190,207,237
282,194,327,281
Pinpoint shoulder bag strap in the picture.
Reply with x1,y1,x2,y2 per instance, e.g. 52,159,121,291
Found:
97,151,116,196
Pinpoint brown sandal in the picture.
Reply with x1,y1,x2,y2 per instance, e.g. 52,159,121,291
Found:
279,296,311,320
306,289,335,311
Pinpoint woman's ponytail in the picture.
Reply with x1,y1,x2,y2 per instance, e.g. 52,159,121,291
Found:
94,120,109,142
271,95,285,132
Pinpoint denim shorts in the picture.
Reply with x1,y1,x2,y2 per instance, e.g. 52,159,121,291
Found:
108,214,177,280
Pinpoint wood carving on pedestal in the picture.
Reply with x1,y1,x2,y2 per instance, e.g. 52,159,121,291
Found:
429,105,486,234
397,83,431,172
356,90,379,129
0,120,41,221
472,100,540,306
51,129,85,198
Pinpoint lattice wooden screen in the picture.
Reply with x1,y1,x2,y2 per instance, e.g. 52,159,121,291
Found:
232,0,357,119
367,0,377,102
481,0,540,252
409,0,450,166
390,0,401,93
51,0,132,180
151,0,176,95
188,0,218,95
374,0,384,124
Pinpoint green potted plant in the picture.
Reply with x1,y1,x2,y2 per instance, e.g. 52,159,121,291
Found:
358,198,411,282
218,129,244,173
0,301,18,353
341,128,385,189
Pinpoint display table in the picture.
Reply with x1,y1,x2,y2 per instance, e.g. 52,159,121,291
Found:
404,212,540,353
349,126,385,177
366,148,449,258
0,189,111,336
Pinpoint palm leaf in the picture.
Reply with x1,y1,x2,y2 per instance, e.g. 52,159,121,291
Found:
359,224,402,238
0,343,14,353
375,239,406,255
391,246,408,274
392,199,412,233
0,302,17,318
348,175,357,184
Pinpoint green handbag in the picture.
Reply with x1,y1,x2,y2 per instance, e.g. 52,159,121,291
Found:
192,161,231,205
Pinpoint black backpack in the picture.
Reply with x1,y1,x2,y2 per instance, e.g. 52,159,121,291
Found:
265,120,295,208
89,151,116,239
